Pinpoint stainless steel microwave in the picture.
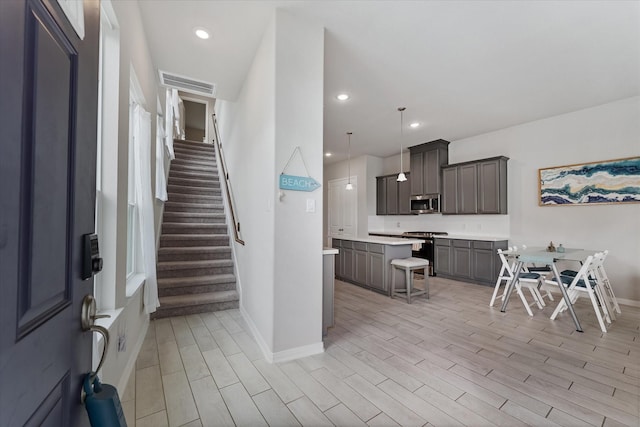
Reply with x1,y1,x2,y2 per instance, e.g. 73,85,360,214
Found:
410,194,440,214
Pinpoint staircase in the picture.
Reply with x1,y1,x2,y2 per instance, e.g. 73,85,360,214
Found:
153,139,239,319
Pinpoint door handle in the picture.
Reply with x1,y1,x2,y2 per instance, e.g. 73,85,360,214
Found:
81,295,110,378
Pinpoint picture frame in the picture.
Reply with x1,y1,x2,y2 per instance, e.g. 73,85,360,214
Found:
538,156,640,206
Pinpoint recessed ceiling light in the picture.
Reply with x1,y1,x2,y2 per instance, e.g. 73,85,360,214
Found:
194,28,210,40
336,93,350,101
325,152,332,157
409,122,420,128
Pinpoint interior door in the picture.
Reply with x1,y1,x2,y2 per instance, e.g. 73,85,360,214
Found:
0,0,100,425
327,177,357,238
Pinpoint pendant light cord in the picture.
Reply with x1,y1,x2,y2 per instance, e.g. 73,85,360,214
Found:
398,107,406,173
347,132,352,184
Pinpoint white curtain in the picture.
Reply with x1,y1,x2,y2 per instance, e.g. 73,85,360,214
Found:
173,89,185,140
164,88,176,160
155,115,168,202
134,105,160,314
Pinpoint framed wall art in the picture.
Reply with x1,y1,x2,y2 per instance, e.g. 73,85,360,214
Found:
539,156,640,206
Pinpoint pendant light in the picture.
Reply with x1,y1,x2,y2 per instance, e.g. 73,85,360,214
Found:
397,107,407,182
345,132,354,190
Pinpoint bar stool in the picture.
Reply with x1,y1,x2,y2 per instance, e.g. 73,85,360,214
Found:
390,257,430,303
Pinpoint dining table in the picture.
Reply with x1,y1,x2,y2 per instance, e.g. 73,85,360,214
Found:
499,246,601,332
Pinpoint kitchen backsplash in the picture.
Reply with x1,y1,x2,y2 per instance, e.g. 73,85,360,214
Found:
368,214,510,237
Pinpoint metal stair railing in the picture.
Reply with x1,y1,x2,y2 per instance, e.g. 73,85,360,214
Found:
211,113,245,246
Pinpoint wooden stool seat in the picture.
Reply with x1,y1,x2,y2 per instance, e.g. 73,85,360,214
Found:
390,257,429,303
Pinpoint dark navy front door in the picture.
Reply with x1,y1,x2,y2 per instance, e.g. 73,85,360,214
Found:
0,0,100,425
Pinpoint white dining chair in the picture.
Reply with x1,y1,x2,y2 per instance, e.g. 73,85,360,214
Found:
546,253,611,333
490,248,545,316
559,250,620,320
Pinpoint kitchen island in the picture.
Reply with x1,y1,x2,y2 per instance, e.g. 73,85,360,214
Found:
331,236,424,295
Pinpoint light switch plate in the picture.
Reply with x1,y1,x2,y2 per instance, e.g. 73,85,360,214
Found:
306,199,316,213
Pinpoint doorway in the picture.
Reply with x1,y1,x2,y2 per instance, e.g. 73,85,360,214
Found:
328,177,358,242
182,97,208,143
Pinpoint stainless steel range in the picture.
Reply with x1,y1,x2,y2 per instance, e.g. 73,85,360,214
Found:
401,231,448,276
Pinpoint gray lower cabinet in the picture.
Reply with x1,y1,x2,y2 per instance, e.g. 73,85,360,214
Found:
452,240,472,279
332,239,411,295
322,252,336,336
332,239,343,277
435,242,452,276
434,238,508,286
442,156,508,215
342,242,354,282
354,242,368,284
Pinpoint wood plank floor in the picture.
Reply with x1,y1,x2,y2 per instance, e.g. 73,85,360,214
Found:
121,277,640,426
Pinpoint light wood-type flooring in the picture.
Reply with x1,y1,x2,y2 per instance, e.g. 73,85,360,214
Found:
121,277,640,426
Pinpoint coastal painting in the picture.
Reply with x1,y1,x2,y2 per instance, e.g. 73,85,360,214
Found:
539,157,640,206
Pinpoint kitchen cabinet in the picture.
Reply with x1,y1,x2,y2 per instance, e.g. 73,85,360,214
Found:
478,158,507,214
376,173,411,216
452,240,472,279
322,250,337,336
367,252,385,291
385,176,399,215
441,156,508,215
376,176,387,215
409,140,450,196
434,239,452,276
354,242,368,284
434,238,508,286
332,239,412,295
458,163,478,214
342,241,354,282
332,239,343,277
398,175,411,214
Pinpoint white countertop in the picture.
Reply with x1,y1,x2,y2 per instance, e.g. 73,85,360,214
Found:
435,234,509,242
335,236,424,245
369,230,508,242
323,248,339,255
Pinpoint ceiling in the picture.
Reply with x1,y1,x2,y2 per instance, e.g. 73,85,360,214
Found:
138,1,640,163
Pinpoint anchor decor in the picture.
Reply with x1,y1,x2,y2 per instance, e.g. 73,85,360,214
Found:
279,146,321,192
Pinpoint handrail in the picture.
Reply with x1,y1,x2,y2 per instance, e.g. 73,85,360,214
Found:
211,113,245,246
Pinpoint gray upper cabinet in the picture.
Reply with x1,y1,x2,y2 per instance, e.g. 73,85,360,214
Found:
458,163,478,214
478,158,508,214
409,151,423,195
376,173,411,216
376,176,387,215
408,140,450,196
385,176,399,215
441,168,458,214
442,156,508,215
398,175,411,214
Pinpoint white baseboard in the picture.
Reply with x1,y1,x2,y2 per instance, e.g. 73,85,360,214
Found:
239,304,324,363
271,342,324,364
617,297,640,308
239,304,272,362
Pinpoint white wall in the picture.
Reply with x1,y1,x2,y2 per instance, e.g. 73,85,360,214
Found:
215,17,277,355
96,0,159,391
452,97,640,302
215,9,325,360
375,97,640,302
273,10,325,355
